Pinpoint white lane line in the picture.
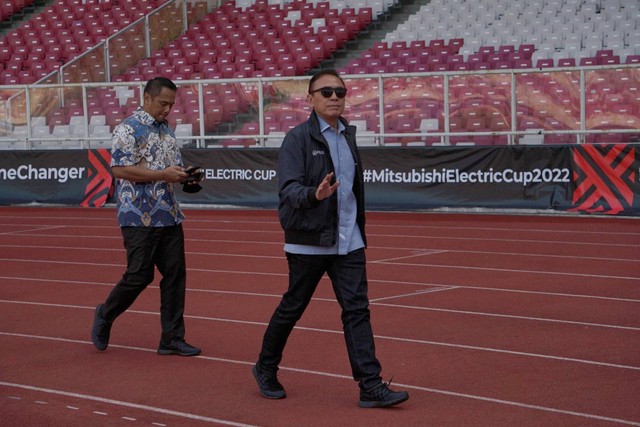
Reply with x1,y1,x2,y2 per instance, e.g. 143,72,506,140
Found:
1,255,636,281
375,246,639,263
1,214,637,236
2,275,639,304
0,382,260,427
372,232,640,248
373,249,449,263
394,381,640,427
3,318,640,373
370,286,459,302
3,343,640,426
3,222,637,242
281,366,640,427
4,297,638,333
372,301,640,332
1,238,636,263
372,260,640,281
0,225,66,236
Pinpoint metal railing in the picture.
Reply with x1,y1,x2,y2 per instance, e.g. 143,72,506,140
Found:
1,63,639,150
0,0,639,149
0,0,215,144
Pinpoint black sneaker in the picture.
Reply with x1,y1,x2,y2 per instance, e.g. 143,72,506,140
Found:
252,363,286,399
359,381,409,408
157,339,201,356
91,304,111,351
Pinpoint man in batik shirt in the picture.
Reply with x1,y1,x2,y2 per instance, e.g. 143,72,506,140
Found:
91,77,201,357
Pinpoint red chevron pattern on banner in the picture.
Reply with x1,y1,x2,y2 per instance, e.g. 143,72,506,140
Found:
81,149,113,207
571,144,637,214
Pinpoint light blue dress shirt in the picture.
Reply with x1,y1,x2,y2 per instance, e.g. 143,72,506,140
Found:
285,117,365,255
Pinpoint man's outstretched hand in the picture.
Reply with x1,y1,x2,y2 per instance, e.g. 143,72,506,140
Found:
315,172,339,201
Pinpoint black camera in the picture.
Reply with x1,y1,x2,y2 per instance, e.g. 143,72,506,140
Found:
182,166,203,193
184,166,203,184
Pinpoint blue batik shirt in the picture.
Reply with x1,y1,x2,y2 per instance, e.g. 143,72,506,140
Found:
111,108,185,227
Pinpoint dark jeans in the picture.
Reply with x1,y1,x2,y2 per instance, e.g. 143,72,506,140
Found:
258,248,382,390
102,224,187,345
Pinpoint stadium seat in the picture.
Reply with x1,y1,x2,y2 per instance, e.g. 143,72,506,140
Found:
557,58,576,67
626,55,640,64
535,58,553,68
174,123,193,147
520,129,544,145
418,118,441,144
513,59,533,69
599,56,620,65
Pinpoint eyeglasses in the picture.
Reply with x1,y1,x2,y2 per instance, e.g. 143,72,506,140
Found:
309,86,347,98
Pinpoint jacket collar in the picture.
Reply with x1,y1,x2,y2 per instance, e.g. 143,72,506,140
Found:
309,110,354,142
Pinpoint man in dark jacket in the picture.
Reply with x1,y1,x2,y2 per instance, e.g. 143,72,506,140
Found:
252,69,409,408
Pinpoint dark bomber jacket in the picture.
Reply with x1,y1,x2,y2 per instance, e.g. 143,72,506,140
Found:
277,110,367,248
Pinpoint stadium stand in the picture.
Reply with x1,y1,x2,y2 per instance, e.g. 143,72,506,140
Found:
379,0,640,67
0,0,39,31
0,0,639,149
0,0,171,85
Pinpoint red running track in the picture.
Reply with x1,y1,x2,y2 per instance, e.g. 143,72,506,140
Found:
0,206,639,427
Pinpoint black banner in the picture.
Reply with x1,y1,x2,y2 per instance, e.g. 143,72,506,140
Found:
358,145,574,211
180,148,279,207
0,149,111,205
1,145,638,215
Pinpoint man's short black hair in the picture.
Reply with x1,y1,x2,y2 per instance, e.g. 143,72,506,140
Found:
308,69,345,93
144,77,177,97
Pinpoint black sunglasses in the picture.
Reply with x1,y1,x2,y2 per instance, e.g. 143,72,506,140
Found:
309,86,347,98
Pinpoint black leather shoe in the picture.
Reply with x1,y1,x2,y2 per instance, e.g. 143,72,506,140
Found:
91,304,111,351
359,381,409,408
157,339,201,356
252,363,286,399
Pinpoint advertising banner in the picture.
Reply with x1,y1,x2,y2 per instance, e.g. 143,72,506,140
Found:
570,144,638,215
0,149,112,206
180,148,279,207
358,145,574,211
0,145,638,215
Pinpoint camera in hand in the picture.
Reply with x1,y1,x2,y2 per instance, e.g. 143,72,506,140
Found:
182,166,203,193
184,166,203,184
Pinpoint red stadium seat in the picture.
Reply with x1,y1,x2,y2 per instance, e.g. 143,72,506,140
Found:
518,44,535,58
452,62,471,71
494,60,514,69
557,58,576,67
478,46,495,56
598,56,620,65
595,49,614,58
472,61,491,70
625,55,640,64
514,59,533,69
579,57,597,66
432,63,450,72
536,59,554,68
448,38,464,54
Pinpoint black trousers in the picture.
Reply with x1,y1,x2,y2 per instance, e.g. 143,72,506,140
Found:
258,248,383,390
102,224,187,345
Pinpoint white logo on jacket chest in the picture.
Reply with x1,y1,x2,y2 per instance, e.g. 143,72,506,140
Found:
312,149,325,156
